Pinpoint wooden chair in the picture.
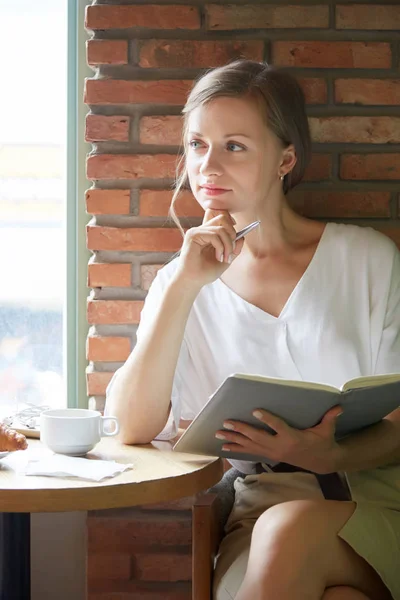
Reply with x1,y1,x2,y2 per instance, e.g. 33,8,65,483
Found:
192,492,221,600
192,468,239,600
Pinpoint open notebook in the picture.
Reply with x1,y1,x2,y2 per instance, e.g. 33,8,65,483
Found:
173,372,400,462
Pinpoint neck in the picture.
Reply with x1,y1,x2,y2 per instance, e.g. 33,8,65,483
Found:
232,194,301,259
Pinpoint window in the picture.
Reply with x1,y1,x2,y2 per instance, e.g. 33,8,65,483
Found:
0,0,67,419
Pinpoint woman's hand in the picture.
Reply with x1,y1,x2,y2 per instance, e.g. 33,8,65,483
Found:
174,209,244,288
215,406,344,474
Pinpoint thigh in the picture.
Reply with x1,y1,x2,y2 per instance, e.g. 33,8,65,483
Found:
214,472,324,600
249,499,392,600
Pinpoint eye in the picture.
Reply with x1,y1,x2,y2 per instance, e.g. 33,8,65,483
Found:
188,140,202,149
227,142,245,152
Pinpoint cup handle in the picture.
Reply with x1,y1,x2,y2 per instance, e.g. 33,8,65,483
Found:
100,416,119,437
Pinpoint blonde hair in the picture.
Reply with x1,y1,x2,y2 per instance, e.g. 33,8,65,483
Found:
169,59,311,238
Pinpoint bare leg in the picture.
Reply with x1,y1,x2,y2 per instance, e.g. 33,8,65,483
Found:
235,500,391,600
323,587,371,600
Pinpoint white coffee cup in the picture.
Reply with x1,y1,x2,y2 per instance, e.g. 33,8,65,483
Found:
40,409,119,456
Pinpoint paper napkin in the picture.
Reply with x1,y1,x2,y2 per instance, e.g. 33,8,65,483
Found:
24,453,134,482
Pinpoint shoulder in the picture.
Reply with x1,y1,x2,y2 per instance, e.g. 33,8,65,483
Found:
328,222,398,264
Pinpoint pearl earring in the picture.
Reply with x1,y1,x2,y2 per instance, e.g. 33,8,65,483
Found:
280,175,284,181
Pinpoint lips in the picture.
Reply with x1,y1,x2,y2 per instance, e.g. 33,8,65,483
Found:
201,185,230,191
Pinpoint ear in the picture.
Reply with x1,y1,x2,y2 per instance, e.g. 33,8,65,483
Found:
279,144,297,177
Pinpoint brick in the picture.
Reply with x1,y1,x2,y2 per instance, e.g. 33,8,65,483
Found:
139,81,323,146
87,300,143,325
87,514,192,551
87,226,182,252
335,79,400,106
309,117,400,144
87,40,128,66
133,552,191,582
139,190,203,218
336,5,400,30
298,78,327,105
340,154,400,180
88,263,132,288
139,39,263,68
86,115,130,143
86,154,178,181
86,371,114,396
88,581,191,600
141,265,164,291
290,191,390,219
206,4,328,29
303,154,332,182
88,553,131,581
85,5,200,30
272,41,391,69
87,336,131,362
139,80,327,148
86,189,131,216
84,79,192,107
140,116,182,146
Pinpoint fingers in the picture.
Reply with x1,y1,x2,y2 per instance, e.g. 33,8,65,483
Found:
190,209,240,263
216,417,276,447
190,223,236,263
215,423,274,456
317,405,343,431
252,409,289,434
203,208,236,226
186,229,225,262
232,236,245,257
203,212,236,246
186,228,233,263
203,212,236,237
209,226,236,262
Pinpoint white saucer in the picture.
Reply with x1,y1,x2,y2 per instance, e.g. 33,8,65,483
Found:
0,451,10,459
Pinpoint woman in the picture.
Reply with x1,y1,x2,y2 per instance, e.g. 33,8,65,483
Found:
105,60,400,600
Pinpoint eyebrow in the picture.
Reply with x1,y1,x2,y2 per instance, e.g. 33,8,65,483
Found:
188,131,252,139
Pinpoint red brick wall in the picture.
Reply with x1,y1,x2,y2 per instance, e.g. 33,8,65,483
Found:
87,499,194,600
84,0,400,405
84,2,400,597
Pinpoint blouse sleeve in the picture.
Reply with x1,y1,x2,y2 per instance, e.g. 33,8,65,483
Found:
104,264,187,440
375,244,400,375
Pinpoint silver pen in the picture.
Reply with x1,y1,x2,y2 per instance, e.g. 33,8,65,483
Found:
234,220,261,241
169,220,261,262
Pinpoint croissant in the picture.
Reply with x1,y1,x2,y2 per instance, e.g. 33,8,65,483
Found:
0,422,28,452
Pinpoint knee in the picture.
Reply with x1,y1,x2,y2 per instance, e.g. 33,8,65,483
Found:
252,499,325,543
247,500,326,568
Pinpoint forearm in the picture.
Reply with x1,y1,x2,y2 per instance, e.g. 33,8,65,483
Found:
107,274,201,444
333,413,400,473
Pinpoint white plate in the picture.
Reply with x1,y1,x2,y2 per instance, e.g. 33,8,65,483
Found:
0,451,10,459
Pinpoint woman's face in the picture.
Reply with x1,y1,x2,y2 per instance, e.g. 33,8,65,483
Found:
186,95,286,214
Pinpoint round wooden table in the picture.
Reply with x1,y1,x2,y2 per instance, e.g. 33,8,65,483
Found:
0,437,223,598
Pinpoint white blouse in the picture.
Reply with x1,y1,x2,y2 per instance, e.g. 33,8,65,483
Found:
105,222,400,474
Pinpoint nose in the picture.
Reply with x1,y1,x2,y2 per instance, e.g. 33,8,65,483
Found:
199,147,224,177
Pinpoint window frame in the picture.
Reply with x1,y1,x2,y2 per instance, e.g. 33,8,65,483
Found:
66,0,91,408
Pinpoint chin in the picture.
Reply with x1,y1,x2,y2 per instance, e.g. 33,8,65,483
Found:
201,195,232,206
200,198,226,209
